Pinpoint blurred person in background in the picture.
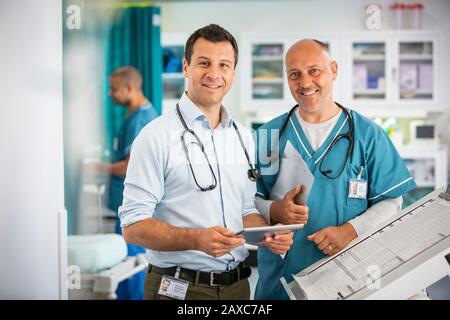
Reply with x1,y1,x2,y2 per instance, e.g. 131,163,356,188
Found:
98,66,158,299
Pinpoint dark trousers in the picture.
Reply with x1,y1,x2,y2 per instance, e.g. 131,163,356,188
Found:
145,269,250,300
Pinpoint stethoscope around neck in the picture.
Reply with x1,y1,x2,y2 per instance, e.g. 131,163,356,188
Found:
176,103,260,192
270,102,354,180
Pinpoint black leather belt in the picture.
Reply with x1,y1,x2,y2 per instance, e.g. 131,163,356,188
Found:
148,263,251,287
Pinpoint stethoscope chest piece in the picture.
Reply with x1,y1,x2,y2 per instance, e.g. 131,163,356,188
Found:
248,168,261,182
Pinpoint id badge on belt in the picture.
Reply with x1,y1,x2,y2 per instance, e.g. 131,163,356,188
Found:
157,266,189,300
348,166,367,199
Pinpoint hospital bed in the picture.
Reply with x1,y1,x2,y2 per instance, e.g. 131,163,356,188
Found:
68,234,148,299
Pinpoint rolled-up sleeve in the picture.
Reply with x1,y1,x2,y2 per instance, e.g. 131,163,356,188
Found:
242,181,258,217
241,126,260,218
119,128,165,227
255,197,273,224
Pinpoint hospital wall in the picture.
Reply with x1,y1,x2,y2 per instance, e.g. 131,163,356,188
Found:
0,0,66,298
156,0,450,181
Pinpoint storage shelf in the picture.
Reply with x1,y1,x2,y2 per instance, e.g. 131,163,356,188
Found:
353,54,385,61
414,181,435,188
162,73,184,79
400,89,433,96
354,89,385,95
399,54,433,60
398,144,445,157
398,144,448,190
252,55,284,62
415,89,433,94
252,78,284,84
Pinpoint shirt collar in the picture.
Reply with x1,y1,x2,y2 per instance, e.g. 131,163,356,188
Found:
219,105,233,128
178,92,233,129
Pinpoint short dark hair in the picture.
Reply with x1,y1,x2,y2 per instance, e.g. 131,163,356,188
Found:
110,66,143,89
184,24,238,67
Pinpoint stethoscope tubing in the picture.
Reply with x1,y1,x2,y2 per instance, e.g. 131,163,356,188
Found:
275,102,354,179
176,103,260,191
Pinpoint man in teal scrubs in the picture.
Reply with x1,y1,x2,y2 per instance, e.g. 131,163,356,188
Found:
254,40,416,300
98,66,158,299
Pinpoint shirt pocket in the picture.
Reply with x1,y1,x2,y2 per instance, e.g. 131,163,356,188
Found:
345,163,369,211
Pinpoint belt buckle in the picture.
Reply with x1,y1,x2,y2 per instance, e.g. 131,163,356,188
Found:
209,271,220,287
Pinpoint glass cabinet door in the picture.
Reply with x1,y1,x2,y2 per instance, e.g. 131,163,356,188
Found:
352,42,386,100
403,158,435,188
251,44,284,100
162,45,185,100
398,41,433,100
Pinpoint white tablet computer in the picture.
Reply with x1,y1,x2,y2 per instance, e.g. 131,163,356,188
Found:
235,224,304,245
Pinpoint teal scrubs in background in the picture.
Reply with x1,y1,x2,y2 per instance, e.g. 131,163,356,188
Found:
254,108,416,300
108,103,158,300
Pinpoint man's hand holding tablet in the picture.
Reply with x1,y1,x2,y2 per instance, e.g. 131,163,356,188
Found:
235,224,304,245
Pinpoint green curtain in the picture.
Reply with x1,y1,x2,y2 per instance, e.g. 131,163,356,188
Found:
104,4,162,152
63,1,162,234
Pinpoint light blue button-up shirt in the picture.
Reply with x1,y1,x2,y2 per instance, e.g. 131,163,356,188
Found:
119,93,259,271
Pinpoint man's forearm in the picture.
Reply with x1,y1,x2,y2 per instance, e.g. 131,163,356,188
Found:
106,160,128,177
98,155,129,177
243,213,268,228
269,200,284,225
122,218,201,251
256,198,286,225
348,197,402,236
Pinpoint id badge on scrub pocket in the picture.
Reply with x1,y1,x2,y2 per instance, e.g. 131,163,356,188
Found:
157,267,189,300
348,166,367,199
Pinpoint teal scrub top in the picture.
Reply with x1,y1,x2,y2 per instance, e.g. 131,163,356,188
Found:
254,107,416,300
108,103,158,212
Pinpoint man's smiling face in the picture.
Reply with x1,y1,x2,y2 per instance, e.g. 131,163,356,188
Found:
183,37,236,110
285,40,337,113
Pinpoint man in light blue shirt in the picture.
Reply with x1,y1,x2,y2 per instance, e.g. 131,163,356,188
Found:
119,24,294,300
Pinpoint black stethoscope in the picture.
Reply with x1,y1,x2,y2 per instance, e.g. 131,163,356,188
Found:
176,104,261,192
273,102,354,180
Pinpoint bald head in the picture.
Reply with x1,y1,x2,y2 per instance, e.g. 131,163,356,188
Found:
110,66,143,90
286,39,331,64
285,39,338,116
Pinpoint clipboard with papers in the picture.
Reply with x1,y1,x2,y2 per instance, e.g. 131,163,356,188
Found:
281,187,450,300
269,141,314,205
